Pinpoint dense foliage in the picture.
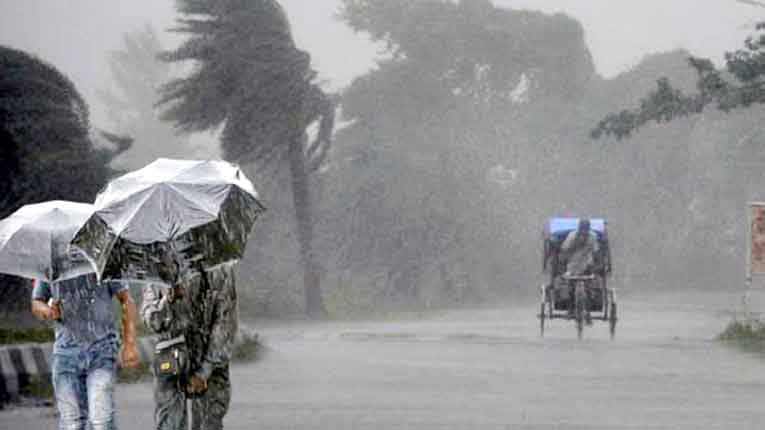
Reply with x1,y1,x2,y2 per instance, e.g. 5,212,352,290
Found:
0,46,130,322
0,46,122,218
305,0,599,306
287,2,765,311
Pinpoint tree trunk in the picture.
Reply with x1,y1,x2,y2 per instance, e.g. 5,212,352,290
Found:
288,135,327,318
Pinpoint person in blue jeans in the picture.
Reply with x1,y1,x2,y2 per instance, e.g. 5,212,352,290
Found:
31,273,140,430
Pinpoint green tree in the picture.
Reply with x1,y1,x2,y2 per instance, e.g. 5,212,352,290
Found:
159,0,335,317
331,0,597,302
592,22,765,139
0,46,128,323
341,0,594,117
0,45,126,217
589,21,765,289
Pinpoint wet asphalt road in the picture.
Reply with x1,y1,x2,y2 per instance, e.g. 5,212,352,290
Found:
3,291,764,429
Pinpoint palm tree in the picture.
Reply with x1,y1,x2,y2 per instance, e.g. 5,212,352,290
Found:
159,0,335,317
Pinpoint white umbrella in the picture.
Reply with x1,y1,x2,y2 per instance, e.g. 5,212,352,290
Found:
72,158,265,280
0,201,95,282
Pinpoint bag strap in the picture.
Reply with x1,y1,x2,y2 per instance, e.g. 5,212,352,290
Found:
155,334,186,352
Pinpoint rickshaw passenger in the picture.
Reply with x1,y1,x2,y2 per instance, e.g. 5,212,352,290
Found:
560,219,599,276
560,219,600,321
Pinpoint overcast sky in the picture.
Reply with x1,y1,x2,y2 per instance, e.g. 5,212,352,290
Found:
1,0,763,126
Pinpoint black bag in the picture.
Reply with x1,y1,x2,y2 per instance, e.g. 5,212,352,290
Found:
154,335,187,378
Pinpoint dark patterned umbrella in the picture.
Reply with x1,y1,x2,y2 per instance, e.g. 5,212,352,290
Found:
72,158,265,281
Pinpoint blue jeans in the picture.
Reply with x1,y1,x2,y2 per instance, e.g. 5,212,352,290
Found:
52,345,118,430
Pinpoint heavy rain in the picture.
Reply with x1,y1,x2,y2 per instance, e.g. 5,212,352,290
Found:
1,1,764,429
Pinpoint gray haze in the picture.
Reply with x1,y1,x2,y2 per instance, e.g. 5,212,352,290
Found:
2,2,765,428
0,0,764,309
0,0,763,126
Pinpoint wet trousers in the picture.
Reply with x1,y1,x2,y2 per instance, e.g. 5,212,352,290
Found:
52,347,118,430
153,365,231,430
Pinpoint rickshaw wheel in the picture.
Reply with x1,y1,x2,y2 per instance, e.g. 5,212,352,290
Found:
609,302,617,340
539,302,546,337
574,283,586,340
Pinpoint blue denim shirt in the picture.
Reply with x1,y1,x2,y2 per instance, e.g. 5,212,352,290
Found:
32,274,127,355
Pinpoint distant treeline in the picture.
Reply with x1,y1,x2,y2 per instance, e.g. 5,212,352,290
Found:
2,1,763,320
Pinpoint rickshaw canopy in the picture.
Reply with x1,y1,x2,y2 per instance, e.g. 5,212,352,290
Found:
547,217,606,235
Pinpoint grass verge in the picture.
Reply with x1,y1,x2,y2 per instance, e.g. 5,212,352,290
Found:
2,331,263,404
22,375,55,400
117,362,152,384
231,331,262,362
0,327,54,345
718,319,765,355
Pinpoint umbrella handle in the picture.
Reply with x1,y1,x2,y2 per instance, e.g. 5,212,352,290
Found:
49,283,64,320
51,282,62,302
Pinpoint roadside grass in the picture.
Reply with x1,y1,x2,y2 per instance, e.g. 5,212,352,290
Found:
22,375,55,400
16,331,264,403
3,319,261,396
0,327,54,345
718,319,765,355
2,290,264,400
0,299,147,346
117,362,153,384
231,331,262,362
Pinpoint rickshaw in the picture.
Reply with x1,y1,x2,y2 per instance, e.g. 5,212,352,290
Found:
539,217,617,339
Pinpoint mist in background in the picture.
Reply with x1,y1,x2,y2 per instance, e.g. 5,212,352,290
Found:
1,0,761,122
1,0,764,318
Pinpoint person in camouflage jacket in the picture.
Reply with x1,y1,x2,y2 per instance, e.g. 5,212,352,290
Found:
141,258,238,430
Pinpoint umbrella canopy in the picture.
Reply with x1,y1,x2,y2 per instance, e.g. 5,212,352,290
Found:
0,201,96,282
72,158,265,280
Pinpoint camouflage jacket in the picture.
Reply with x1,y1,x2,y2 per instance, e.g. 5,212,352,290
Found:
141,262,239,380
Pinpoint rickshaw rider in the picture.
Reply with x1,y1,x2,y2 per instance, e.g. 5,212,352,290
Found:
560,219,599,318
